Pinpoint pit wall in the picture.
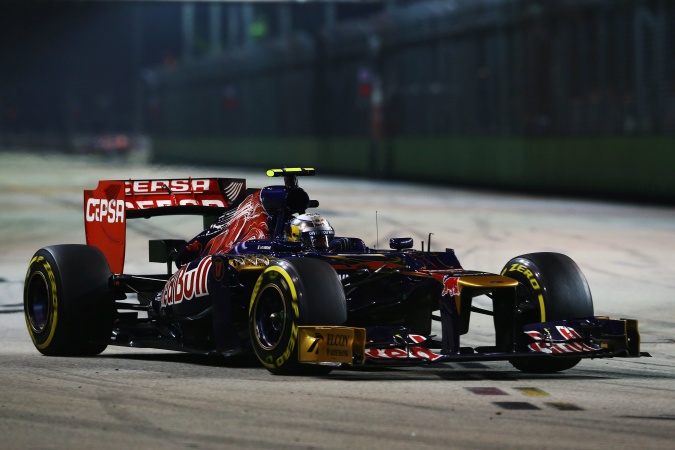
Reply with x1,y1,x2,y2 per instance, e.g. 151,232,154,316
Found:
153,136,675,203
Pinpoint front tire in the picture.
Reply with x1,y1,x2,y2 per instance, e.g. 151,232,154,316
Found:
249,257,347,375
24,245,115,356
501,252,593,373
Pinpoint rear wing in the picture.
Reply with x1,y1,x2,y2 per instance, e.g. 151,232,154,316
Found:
84,178,246,273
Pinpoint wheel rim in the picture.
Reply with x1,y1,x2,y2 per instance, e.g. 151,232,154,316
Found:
254,284,287,350
26,271,50,333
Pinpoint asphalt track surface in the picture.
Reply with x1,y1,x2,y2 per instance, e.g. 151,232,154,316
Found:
1,152,674,449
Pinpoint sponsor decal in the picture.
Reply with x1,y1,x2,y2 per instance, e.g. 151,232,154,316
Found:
556,325,582,340
85,198,125,223
161,257,212,306
306,230,333,236
502,262,546,321
125,179,212,194
524,325,598,353
526,326,583,342
84,183,126,273
502,263,540,290
441,275,459,297
326,333,350,347
366,346,443,361
406,334,428,344
213,256,225,282
125,198,226,209
528,341,598,354
323,332,351,358
326,348,349,358
116,178,230,209
525,330,547,341
298,327,361,364
307,333,324,354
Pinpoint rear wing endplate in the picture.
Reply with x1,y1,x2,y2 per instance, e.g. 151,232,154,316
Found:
84,178,246,273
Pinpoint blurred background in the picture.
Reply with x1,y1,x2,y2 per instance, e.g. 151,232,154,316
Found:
1,0,673,203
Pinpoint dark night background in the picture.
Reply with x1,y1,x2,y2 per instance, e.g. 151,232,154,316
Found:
0,1,384,134
1,1,673,203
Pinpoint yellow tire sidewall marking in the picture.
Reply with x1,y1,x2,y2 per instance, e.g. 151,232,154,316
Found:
502,263,547,323
537,293,546,322
249,264,300,369
24,255,59,350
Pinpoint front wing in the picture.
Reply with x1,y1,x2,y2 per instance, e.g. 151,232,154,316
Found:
298,317,645,367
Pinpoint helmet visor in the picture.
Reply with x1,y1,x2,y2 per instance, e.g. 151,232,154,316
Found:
304,234,330,250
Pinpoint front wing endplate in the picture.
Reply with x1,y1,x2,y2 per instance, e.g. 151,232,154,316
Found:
298,326,366,365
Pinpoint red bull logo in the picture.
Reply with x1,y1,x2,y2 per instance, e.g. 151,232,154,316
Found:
441,275,459,297
161,257,212,306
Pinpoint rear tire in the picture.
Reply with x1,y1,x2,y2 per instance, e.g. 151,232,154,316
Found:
249,257,347,375
24,245,115,356
501,252,593,373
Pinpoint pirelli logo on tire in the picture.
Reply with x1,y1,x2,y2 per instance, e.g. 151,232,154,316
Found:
502,263,540,290
501,262,547,323
298,326,366,365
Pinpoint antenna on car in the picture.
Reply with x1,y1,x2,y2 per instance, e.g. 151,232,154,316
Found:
375,210,379,249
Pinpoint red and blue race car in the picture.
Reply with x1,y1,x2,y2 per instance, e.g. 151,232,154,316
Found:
23,168,645,375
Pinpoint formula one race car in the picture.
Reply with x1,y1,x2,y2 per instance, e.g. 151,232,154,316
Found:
23,168,645,375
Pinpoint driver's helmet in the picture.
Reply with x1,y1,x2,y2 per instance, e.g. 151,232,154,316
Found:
285,213,334,250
